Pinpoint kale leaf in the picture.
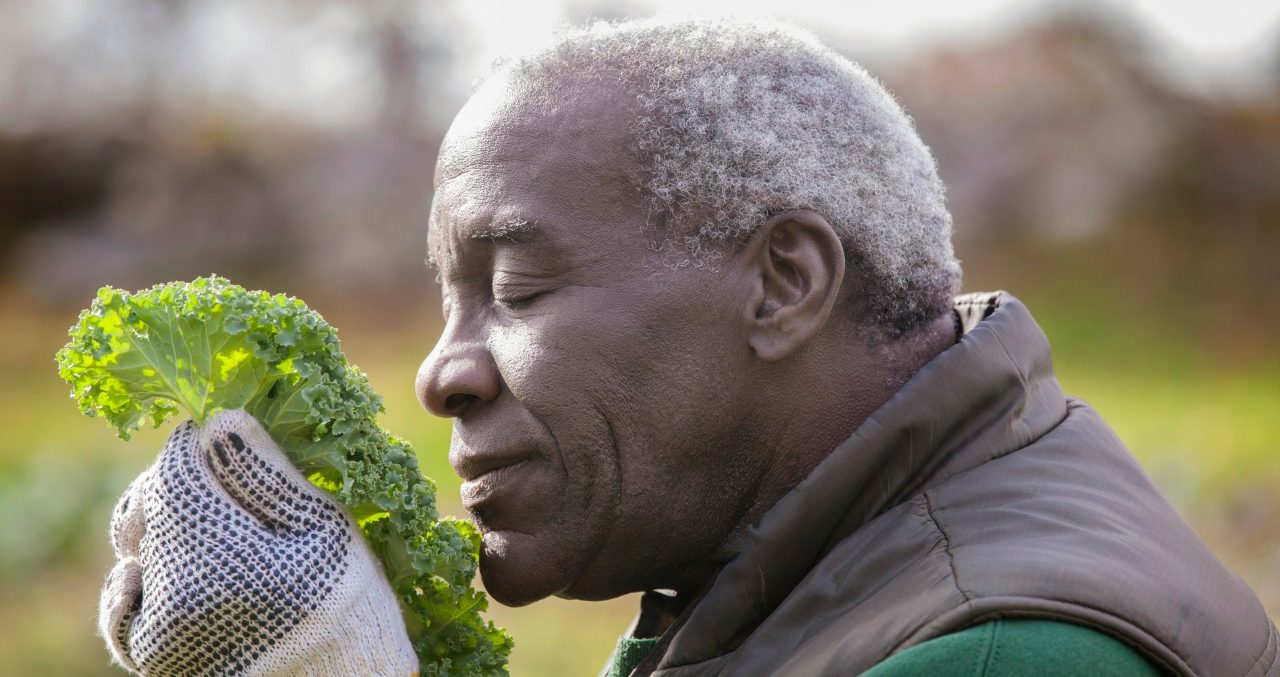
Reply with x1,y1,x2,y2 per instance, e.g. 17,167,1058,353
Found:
56,275,512,675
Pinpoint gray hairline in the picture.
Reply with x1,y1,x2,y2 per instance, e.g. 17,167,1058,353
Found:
478,16,962,338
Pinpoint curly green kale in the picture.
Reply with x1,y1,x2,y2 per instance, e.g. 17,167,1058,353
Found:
56,275,512,675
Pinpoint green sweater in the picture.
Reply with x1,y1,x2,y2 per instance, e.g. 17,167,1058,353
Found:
606,620,1163,677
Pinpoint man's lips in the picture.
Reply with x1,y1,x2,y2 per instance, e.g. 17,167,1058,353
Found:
454,450,531,483
459,458,532,511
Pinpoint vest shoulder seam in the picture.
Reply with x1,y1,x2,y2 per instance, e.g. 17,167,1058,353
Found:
921,491,971,603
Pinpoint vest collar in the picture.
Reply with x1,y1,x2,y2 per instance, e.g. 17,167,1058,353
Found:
652,291,1071,670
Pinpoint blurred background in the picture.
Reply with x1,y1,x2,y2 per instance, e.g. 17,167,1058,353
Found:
2,0,1278,674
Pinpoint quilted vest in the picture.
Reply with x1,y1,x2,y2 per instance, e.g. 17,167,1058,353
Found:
635,293,1278,677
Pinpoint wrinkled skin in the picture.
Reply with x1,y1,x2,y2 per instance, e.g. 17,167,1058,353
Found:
416,72,953,607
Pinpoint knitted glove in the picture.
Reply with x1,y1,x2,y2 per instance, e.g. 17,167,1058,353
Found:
99,409,418,677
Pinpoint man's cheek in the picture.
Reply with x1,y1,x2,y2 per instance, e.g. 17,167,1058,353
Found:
487,322,548,382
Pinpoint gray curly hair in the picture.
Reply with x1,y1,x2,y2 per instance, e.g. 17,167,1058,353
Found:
494,16,961,337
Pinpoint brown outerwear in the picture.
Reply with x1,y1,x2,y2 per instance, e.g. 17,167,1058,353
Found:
629,292,1279,676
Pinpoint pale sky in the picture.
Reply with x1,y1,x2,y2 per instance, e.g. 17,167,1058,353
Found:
455,0,1280,90
3,0,1278,132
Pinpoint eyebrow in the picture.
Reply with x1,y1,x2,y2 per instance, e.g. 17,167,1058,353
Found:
468,217,540,242
424,217,543,272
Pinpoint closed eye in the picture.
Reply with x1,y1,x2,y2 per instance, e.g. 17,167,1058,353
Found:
493,290,544,311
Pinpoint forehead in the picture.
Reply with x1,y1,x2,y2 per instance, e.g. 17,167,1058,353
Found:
429,74,644,266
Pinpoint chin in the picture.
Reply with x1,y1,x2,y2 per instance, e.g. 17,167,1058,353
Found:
477,529,578,607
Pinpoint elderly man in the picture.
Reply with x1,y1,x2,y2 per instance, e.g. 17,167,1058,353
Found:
101,16,1277,677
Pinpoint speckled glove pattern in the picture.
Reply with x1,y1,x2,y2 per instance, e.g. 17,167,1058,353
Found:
99,409,418,676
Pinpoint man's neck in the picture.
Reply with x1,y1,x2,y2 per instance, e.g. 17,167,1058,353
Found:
697,312,958,585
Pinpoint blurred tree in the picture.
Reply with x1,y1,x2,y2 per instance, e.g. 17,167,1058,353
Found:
0,0,465,305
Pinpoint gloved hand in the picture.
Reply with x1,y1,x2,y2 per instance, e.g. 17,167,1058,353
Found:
98,409,419,677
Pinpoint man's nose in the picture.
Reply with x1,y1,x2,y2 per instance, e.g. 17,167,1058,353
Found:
416,320,501,418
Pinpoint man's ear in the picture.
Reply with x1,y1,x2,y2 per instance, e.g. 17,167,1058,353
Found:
738,209,846,361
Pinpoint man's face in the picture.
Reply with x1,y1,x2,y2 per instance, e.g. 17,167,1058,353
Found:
417,75,769,606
